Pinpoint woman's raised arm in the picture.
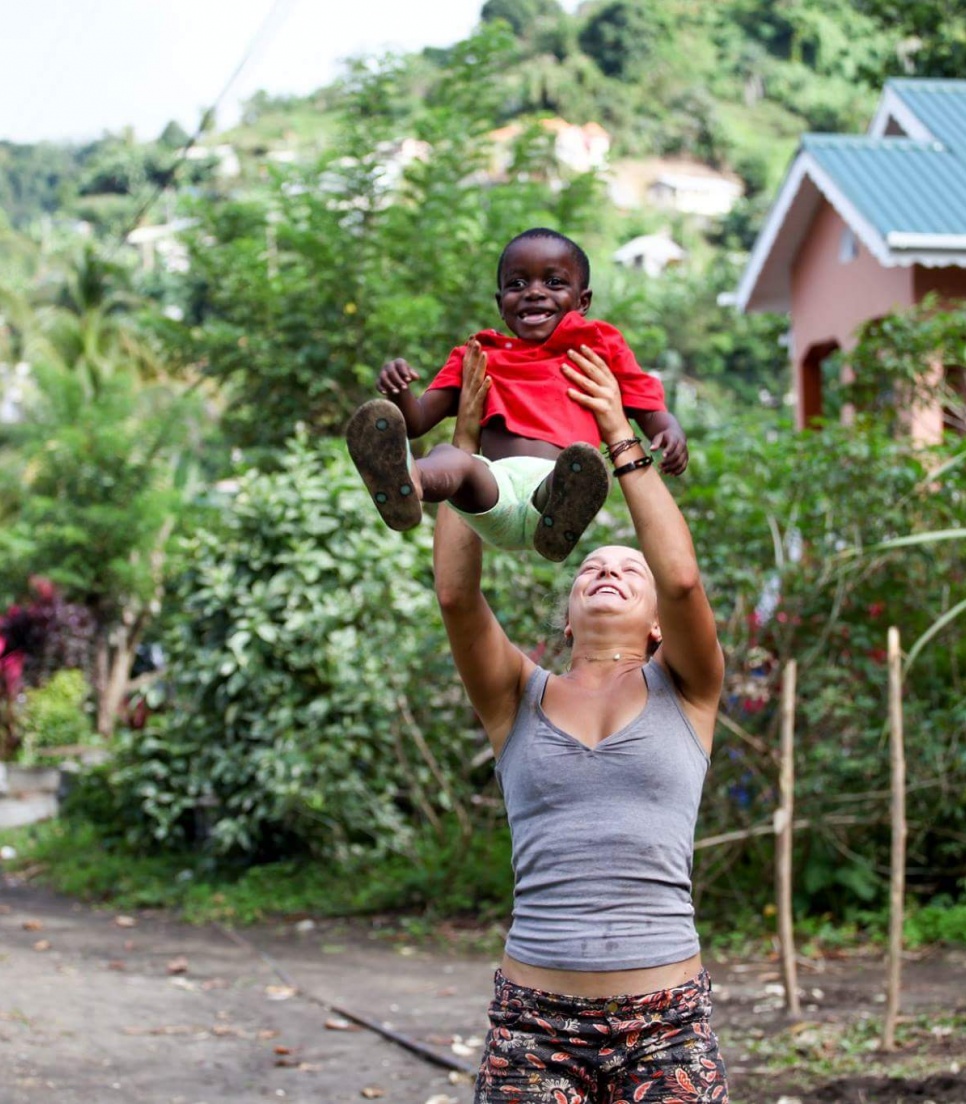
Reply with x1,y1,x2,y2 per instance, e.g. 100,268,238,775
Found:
562,346,723,723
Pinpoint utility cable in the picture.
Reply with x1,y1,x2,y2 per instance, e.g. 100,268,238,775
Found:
117,0,298,246
215,922,476,1076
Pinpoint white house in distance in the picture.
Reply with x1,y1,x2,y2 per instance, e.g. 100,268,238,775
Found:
648,171,742,217
613,231,687,277
184,144,241,179
487,118,611,180
126,218,197,273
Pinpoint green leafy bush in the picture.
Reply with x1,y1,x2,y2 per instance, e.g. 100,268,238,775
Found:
98,435,480,860
18,668,95,764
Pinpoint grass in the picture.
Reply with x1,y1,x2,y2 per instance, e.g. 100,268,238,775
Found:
734,1009,966,1085
1,816,514,936
5,816,966,962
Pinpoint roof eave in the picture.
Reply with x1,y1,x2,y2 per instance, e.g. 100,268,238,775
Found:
868,83,937,142
736,149,893,314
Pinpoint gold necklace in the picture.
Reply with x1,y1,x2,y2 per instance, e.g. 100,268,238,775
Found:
572,651,647,664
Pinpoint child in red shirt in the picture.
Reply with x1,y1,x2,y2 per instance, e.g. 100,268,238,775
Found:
347,228,687,561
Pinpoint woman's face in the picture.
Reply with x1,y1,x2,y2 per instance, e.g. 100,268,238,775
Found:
567,545,657,641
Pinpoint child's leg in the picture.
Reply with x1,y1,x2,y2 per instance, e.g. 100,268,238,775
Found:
346,400,498,531
418,444,499,513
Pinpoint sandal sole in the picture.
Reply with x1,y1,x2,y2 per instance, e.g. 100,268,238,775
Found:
346,400,422,531
533,444,610,562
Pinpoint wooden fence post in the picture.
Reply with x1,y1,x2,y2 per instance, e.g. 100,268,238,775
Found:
776,659,800,1017
883,627,906,1051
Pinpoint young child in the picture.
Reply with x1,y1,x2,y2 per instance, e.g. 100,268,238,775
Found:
346,227,687,562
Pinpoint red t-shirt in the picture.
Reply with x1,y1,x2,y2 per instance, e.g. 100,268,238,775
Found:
426,312,665,449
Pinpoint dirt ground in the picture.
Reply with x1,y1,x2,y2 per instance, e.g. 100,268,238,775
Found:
1,873,963,1104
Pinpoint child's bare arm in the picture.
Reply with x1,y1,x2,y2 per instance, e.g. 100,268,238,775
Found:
634,409,689,475
377,357,457,438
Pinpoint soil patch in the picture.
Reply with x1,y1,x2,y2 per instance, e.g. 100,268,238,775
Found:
1,876,963,1103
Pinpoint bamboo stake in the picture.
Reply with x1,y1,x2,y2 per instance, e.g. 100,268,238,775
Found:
776,659,800,1017
883,627,907,1051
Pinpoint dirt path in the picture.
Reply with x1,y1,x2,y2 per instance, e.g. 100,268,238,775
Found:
1,876,963,1103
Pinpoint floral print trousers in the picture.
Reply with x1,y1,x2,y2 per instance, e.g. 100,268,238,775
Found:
475,968,729,1104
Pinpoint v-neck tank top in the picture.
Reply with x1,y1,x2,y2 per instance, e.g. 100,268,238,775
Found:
495,660,710,971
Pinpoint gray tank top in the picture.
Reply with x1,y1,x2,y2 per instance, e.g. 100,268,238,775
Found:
495,660,709,971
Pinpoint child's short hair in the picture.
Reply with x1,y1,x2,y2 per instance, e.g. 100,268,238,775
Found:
497,228,591,291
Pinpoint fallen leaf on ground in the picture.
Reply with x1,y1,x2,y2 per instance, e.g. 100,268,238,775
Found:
265,985,297,1001
361,1088,385,1099
274,1045,292,1055
424,1095,459,1104
258,1029,280,1039
107,960,126,971
122,1025,199,1036
22,919,43,931
324,1017,361,1031
211,1024,247,1037
33,940,51,952
114,915,137,928
166,956,189,975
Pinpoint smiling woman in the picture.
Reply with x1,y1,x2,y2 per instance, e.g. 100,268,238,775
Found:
432,344,730,1102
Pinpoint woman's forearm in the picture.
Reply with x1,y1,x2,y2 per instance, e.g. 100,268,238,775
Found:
433,504,483,611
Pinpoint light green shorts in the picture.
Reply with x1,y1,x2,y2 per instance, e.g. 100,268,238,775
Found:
451,455,554,552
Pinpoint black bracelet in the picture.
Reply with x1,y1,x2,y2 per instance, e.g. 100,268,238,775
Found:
613,455,653,479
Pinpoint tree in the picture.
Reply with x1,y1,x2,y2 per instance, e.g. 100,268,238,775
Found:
578,0,672,79
481,0,564,39
0,249,209,735
852,0,966,77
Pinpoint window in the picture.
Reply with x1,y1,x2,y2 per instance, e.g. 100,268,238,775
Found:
838,227,858,264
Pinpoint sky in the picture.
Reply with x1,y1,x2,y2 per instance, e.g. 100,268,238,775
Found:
0,0,577,145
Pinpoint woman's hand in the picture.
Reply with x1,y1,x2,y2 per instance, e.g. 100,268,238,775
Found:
453,339,490,452
562,345,633,444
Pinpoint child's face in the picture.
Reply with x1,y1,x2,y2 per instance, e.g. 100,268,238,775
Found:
496,237,591,343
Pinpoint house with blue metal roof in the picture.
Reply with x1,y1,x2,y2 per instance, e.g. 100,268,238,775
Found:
736,79,966,437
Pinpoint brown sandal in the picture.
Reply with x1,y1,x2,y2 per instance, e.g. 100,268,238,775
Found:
533,443,610,562
346,399,422,531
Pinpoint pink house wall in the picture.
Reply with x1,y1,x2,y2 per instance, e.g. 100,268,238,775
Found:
790,200,913,428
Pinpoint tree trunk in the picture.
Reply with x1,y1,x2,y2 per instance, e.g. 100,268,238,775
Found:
93,622,143,738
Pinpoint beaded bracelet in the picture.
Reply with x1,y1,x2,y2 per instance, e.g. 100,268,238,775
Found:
613,455,653,479
605,436,642,461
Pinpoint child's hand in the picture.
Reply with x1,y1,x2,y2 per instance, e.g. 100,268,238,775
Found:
378,358,420,396
453,339,490,452
650,427,689,476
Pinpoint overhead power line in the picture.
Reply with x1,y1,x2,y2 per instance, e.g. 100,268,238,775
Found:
118,0,298,244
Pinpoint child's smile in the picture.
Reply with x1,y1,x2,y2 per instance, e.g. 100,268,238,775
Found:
496,236,592,343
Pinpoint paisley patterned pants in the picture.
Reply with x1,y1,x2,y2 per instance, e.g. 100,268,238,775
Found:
475,968,729,1104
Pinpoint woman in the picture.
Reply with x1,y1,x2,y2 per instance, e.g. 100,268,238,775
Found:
433,344,729,1103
